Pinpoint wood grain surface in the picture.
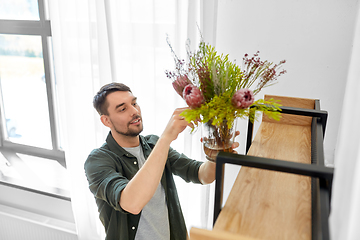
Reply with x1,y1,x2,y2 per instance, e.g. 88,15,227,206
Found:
189,227,261,240
263,95,315,126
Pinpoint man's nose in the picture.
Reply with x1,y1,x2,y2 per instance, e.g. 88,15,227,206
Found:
130,105,139,116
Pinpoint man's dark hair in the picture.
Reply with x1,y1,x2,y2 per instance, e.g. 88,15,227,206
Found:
93,82,132,115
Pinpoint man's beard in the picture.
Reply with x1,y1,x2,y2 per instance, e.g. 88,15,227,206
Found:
114,125,143,137
111,116,143,137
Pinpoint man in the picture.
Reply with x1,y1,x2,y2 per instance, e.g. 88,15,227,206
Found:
84,82,239,240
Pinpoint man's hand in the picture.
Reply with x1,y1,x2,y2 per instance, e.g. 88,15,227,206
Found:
231,131,241,153
161,107,193,143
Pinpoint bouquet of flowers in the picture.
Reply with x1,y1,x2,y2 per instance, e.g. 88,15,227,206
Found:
165,37,286,160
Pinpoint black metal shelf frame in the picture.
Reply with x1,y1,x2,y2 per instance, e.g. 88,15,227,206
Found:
213,100,333,240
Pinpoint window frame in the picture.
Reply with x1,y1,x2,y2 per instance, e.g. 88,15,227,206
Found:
0,0,65,168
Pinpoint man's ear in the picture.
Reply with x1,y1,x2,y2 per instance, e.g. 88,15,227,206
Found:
100,115,112,128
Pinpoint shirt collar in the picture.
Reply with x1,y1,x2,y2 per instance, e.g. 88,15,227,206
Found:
105,132,151,158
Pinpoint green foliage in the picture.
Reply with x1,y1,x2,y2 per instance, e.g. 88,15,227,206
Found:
166,37,287,132
249,98,282,123
180,95,282,130
189,42,244,102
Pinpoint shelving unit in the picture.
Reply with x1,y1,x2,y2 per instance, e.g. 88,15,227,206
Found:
190,95,333,240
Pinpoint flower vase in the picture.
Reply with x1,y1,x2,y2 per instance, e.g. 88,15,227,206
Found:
202,119,238,161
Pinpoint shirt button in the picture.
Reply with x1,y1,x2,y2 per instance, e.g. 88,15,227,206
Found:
134,161,137,165
132,226,135,230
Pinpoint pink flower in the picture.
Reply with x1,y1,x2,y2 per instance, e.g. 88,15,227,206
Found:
172,75,191,97
232,88,254,109
183,84,205,108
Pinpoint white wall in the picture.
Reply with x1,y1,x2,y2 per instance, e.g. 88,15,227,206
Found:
214,0,359,166
329,3,360,238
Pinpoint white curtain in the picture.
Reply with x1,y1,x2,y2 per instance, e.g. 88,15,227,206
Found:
330,3,360,240
49,0,218,239
49,0,111,239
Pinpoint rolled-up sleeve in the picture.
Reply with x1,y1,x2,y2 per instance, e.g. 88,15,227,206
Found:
84,149,129,213
168,148,203,184
144,134,203,184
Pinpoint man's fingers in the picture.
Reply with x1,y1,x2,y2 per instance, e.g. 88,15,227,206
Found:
232,142,240,149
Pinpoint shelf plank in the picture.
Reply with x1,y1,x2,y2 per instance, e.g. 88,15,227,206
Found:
189,227,260,240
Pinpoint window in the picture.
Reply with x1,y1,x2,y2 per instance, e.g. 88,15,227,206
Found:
0,0,68,199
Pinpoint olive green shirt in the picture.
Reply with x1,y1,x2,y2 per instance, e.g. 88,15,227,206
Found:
84,132,203,240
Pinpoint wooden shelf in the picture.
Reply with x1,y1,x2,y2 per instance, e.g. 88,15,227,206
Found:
190,95,330,240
